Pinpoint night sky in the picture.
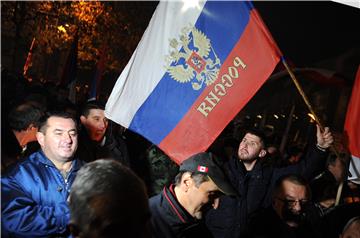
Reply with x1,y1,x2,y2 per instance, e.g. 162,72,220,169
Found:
253,2,359,67
143,1,359,81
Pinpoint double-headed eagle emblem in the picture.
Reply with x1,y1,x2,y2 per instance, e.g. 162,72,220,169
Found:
165,25,221,90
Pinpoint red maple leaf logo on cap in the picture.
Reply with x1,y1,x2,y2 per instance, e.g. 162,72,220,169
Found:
197,165,208,173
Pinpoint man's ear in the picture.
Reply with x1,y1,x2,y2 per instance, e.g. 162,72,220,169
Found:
68,223,80,238
182,172,193,191
80,115,87,125
36,131,45,147
26,123,36,131
259,149,267,158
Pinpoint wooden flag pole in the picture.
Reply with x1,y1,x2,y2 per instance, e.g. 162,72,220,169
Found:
281,58,343,205
282,59,323,128
254,3,344,205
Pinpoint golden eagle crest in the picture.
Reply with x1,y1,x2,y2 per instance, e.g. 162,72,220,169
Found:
165,25,221,90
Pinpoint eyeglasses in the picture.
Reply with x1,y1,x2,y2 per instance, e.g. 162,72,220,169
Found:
276,197,309,207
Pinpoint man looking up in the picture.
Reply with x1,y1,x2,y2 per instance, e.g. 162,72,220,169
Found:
76,100,130,166
2,110,85,237
205,124,333,238
149,152,236,238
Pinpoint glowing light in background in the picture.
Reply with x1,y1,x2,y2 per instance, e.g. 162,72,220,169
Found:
307,113,315,122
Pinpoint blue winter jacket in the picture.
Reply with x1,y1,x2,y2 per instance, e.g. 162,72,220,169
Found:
1,150,85,237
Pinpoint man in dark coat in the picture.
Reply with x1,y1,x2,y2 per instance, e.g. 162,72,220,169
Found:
149,152,236,238
205,125,333,238
244,174,322,238
76,100,130,166
69,159,151,238
2,102,43,171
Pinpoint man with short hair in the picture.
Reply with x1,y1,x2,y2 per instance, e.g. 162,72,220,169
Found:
2,110,84,237
205,125,333,238
340,216,360,238
68,159,151,238
245,174,320,238
76,100,130,166
2,102,44,170
149,152,236,238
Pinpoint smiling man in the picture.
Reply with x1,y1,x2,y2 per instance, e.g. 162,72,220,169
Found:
1,110,85,237
76,100,130,166
149,152,236,238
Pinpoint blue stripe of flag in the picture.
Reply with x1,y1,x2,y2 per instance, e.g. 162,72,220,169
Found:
129,2,252,144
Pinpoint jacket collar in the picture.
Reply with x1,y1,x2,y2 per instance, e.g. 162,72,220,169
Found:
162,184,196,225
33,150,83,172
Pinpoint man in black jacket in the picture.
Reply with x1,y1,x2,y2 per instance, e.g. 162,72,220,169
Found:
69,159,150,238
76,100,130,166
149,152,236,238
244,174,322,238
205,125,333,238
2,102,43,171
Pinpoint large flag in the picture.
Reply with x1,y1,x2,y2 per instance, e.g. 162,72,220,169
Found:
344,66,360,184
88,45,107,101
105,1,281,164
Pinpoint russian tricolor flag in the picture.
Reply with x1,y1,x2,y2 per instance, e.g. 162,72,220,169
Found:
105,1,281,164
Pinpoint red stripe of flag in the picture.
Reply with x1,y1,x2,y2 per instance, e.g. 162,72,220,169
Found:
344,66,360,158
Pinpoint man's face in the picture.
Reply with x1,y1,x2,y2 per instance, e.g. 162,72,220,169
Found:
238,133,266,161
81,109,108,142
273,180,308,227
187,178,220,219
37,116,78,163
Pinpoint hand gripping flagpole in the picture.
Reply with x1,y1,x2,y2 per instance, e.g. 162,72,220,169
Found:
281,57,343,205
254,6,341,157
254,6,342,187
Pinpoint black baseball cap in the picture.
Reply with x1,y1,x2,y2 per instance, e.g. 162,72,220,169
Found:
180,152,236,196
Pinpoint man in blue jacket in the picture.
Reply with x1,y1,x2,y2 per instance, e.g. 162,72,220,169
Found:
205,125,333,238
2,110,85,237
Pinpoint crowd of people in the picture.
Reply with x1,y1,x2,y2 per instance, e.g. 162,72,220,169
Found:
1,70,360,237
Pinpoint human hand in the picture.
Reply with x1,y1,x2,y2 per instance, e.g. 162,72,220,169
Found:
316,124,334,150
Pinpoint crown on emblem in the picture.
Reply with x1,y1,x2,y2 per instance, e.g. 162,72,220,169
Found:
165,25,221,90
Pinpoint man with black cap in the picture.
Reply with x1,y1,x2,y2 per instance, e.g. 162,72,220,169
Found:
149,152,236,238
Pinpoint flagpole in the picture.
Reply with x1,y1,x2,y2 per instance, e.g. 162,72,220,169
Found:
281,59,323,127
281,58,340,154
281,57,344,205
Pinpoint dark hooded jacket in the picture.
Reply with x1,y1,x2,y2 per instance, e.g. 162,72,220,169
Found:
149,185,213,238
